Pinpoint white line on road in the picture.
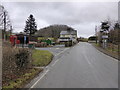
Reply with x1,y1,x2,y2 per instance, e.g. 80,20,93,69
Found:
51,59,59,67
84,55,93,68
30,69,49,89
30,47,70,89
56,48,60,49
55,48,69,56
45,66,49,69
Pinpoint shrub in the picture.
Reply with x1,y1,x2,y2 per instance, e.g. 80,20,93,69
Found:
2,46,32,85
35,42,47,47
15,48,31,69
2,47,17,83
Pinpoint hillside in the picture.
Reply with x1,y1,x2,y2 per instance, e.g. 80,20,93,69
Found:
36,24,76,38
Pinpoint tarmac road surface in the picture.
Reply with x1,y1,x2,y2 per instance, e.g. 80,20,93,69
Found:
28,42,118,88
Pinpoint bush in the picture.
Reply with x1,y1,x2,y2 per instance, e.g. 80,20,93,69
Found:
2,46,32,86
88,36,97,41
35,42,47,47
3,47,17,84
15,48,31,69
65,41,72,47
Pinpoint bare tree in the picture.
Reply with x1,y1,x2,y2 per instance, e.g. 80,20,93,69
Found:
0,5,12,41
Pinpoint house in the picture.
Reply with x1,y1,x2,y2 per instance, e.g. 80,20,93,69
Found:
58,30,77,44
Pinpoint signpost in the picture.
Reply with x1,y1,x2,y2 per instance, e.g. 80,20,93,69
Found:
102,32,108,49
100,21,110,48
24,36,27,47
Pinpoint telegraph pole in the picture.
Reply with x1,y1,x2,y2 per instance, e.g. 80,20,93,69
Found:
10,26,12,35
3,11,6,41
1,5,11,41
118,26,120,61
95,25,97,44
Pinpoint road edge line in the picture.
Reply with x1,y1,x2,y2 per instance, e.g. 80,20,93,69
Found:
30,69,49,89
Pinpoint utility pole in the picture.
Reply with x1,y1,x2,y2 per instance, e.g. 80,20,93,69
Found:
10,26,12,35
95,25,97,44
1,6,11,41
118,26,120,61
3,11,6,41
99,30,103,47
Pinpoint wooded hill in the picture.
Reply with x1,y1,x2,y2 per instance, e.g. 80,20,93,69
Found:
35,24,76,38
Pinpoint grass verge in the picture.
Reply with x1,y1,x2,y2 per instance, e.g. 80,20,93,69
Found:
92,43,118,60
32,49,53,66
2,68,43,89
2,49,53,89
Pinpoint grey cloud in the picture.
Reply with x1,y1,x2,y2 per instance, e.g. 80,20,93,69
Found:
1,2,118,37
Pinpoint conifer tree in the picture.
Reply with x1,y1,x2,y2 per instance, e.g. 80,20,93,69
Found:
24,14,37,35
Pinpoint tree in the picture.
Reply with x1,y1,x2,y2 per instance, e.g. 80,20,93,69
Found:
88,36,97,41
24,14,37,35
0,5,12,40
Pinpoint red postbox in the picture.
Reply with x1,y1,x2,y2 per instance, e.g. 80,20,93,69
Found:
10,35,17,46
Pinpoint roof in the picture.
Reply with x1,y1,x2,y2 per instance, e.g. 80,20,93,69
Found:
60,30,77,35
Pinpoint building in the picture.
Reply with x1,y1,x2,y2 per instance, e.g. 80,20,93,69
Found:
58,30,77,44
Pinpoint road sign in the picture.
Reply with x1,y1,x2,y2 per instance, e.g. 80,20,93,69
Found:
24,36,26,41
102,35,108,39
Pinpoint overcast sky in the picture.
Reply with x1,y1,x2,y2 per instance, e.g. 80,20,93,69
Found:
1,1,118,38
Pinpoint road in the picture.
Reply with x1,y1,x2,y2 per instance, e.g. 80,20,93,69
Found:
28,42,118,88
36,44,67,56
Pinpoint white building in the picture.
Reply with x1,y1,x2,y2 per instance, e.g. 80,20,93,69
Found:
58,30,77,43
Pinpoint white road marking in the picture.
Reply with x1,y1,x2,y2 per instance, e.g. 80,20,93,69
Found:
30,69,49,88
56,48,59,49
52,48,70,66
84,54,93,68
51,59,59,67
55,48,69,56
30,47,71,88
45,66,49,69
